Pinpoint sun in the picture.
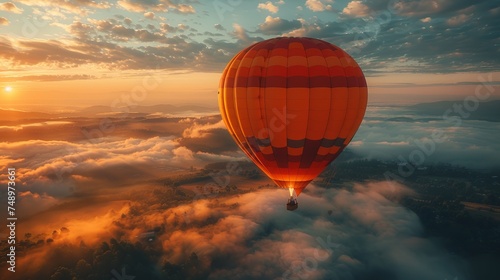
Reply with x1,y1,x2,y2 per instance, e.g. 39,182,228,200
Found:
4,86,12,93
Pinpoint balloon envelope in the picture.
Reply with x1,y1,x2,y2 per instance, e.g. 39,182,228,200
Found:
219,37,367,196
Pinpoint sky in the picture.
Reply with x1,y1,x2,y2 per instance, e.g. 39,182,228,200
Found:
0,0,498,110
1,1,499,279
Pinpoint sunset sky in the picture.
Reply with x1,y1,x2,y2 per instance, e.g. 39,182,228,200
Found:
0,0,499,110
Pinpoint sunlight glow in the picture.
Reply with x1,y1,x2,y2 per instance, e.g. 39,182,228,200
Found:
4,86,12,92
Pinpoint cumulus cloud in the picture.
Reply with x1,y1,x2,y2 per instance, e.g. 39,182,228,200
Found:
388,0,477,17
160,22,188,33
0,1,497,73
0,17,9,26
391,0,441,16
0,17,234,71
15,0,110,15
258,16,302,35
214,23,225,31
446,14,471,26
280,18,348,38
144,11,155,19
182,119,226,138
258,1,279,14
232,23,250,42
0,2,23,14
17,191,59,217
305,0,333,12
179,118,239,154
343,1,371,17
117,0,195,14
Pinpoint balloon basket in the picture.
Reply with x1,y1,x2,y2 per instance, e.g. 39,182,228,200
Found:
286,197,298,211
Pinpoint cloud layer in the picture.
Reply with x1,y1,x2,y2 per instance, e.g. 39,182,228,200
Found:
348,105,500,170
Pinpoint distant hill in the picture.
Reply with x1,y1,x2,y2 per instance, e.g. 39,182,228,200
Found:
408,100,500,122
78,104,217,115
0,109,52,121
385,117,442,122
0,104,218,121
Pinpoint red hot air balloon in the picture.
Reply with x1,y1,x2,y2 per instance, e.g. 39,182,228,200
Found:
218,37,367,210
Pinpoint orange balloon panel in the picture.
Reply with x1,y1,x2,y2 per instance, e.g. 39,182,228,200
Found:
219,37,367,196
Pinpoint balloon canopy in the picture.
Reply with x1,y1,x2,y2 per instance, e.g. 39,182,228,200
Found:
218,37,367,197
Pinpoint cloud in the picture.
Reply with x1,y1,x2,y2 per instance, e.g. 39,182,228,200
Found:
127,181,466,279
17,191,59,217
15,0,110,15
2,0,497,74
343,1,371,17
214,23,225,31
232,23,249,41
257,1,279,14
0,17,9,26
346,105,500,170
0,36,94,66
0,2,23,14
182,119,226,138
231,23,267,45
280,18,348,38
391,0,443,16
258,16,302,35
144,11,155,19
305,0,333,12
0,137,178,198
117,0,195,14
172,146,195,161
0,114,244,211
160,23,188,33
447,14,471,26
178,117,239,154
0,17,233,71
344,2,500,73
387,0,482,17
0,74,96,82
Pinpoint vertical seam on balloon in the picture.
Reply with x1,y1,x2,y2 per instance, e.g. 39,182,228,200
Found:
261,39,275,179
295,38,313,186
284,38,291,185
340,53,360,149
221,52,243,146
289,39,304,188
242,44,273,177
223,47,270,176
348,63,368,144
327,47,351,162
315,44,345,164
219,52,239,135
225,53,248,157
315,41,333,176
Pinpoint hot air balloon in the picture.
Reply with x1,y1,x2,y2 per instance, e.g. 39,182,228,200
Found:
218,37,367,210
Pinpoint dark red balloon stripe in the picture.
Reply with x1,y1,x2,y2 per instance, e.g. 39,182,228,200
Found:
225,76,366,88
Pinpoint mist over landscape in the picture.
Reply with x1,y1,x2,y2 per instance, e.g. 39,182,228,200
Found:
0,99,499,280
